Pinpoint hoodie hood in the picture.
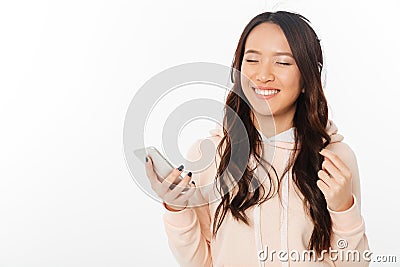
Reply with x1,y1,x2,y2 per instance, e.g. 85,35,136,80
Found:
209,119,344,150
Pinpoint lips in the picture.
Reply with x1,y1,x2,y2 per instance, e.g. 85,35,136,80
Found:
251,86,280,97
254,86,281,91
252,86,281,95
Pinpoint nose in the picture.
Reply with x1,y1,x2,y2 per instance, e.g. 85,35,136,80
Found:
256,63,274,82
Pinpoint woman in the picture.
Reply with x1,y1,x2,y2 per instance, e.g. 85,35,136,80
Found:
145,11,369,266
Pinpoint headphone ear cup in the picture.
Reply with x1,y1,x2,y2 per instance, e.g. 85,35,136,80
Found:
320,62,327,89
319,40,328,90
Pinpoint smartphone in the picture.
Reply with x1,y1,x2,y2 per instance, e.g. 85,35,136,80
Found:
134,146,190,192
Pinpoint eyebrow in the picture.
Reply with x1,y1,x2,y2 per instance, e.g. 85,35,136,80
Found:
244,49,294,58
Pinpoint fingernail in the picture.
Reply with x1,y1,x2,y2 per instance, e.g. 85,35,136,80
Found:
177,164,184,171
191,181,195,185
145,157,148,163
188,172,192,177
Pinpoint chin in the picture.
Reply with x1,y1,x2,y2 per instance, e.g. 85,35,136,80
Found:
254,108,274,117
247,98,274,116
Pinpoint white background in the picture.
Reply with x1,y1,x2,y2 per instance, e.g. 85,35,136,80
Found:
1,0,399,266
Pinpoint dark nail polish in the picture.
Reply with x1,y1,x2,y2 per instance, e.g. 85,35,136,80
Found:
145,157,148,163
177,164,184,171
191,181,195,185
188,172,192,177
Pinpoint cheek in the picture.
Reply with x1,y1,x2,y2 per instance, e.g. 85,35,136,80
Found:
281,71,302,90
240,66,257,88
279,71,296,82
240,68,251,88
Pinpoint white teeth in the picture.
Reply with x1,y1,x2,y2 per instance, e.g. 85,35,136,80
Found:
254,88,279,96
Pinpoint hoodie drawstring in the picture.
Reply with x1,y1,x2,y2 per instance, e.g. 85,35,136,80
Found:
254,204,265,267
254,148,290,267
280,149,290,267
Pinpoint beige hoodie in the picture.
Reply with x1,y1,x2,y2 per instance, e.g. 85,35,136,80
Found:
163,120,369,266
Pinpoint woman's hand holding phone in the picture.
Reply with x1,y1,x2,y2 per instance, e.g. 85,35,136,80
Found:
145,156,196,211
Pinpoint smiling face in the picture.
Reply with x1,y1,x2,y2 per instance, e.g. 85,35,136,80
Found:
240,22,304,120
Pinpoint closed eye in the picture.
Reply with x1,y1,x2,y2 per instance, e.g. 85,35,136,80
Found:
278,62,291,65
245,59,258,62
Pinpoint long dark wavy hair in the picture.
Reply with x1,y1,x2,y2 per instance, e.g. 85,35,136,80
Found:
212,11,332,255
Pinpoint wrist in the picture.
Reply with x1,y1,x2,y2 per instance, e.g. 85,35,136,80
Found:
329,195,354,212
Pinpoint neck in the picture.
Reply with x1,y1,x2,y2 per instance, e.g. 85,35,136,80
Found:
252,110,296,139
